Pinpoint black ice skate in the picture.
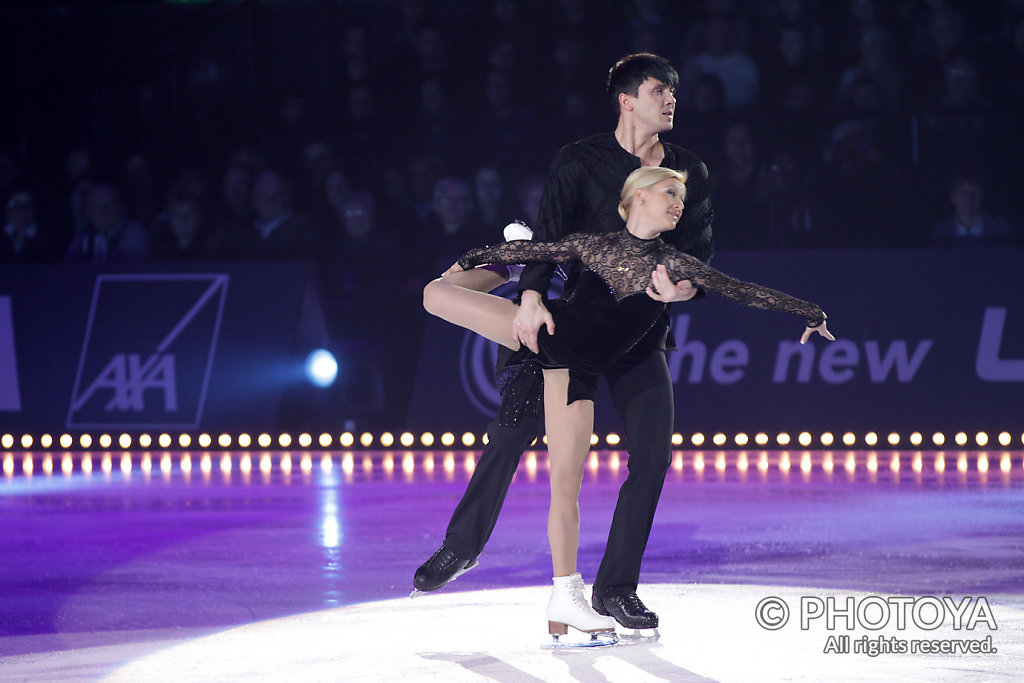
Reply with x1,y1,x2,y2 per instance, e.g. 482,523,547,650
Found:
410,544,478,598
593,586,660,631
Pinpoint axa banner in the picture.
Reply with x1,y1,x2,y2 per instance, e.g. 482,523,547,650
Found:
407,248,1024,435
0,262,315,432
67,274,229,429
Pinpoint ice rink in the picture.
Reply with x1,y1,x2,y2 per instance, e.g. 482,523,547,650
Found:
2,448,1022,681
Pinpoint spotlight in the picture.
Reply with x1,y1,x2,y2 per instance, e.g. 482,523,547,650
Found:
304,349,338,388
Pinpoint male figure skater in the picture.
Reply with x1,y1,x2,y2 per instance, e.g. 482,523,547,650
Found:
414,53,714,629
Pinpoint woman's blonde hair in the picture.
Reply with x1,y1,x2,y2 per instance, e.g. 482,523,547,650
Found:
617,166,688,221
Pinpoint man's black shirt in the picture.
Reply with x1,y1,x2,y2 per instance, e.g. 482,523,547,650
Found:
518,131,715,353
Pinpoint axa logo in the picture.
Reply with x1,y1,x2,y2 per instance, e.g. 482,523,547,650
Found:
67,274,228,429
71,353,178,412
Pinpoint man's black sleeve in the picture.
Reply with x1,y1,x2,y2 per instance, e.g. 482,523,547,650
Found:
517,145,583,296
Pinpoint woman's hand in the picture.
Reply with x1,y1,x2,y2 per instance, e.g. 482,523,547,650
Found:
800,314,835,344
441,261,464,277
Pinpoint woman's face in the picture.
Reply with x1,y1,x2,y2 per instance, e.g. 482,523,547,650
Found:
636,177,686,231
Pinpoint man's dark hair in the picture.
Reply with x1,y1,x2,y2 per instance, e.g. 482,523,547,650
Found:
606,53,679,112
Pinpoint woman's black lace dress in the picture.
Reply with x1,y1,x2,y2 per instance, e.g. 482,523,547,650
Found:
458,229,825,405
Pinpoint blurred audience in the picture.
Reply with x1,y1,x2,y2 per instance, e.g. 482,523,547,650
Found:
65,183,152,263
228,170,319,261
1,191,62,263
930,172,1022,247
1,0,1020,267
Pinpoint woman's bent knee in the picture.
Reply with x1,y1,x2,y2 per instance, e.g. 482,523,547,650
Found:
422,278,446,315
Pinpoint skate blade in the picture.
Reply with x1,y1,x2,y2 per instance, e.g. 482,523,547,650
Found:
542,631,618,650
408,559,480,599
616,627,660,644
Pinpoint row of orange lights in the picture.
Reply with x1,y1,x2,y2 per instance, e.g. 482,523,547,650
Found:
3,450,1020,479
1,430,1023,452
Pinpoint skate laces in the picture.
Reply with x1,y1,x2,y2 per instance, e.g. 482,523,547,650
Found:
428,546,462,572
620,592,649,613
568,579,592,611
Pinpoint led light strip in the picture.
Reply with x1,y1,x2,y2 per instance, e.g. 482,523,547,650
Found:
2,430,1023,452
3,449,1022,480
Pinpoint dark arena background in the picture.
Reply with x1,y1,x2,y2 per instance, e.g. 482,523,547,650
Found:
1,1,1023,681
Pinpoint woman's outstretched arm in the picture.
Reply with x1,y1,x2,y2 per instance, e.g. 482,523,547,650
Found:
663,250,834,342
455,233,588,271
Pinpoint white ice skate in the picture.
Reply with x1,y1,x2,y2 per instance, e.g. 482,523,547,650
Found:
503,220,534,242
543,572,618,649
501,220,533,284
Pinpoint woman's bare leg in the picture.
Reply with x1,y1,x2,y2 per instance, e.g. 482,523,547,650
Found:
543,368,594,577
441,266,509,293
423,276,520,350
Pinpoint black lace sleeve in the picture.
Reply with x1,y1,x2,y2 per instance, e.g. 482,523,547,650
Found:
457,234,589,271
663,249,825,328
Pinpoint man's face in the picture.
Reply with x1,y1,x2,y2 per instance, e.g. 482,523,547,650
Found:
343,198,374,238
434,181,471,228
168,200,199,241
780,28,805,65
86,187,123,233
629,77,676,133
224,166,251,213
724,125,753,167
951,180,982,216
325,171,349,208
252,175,290,223
475,169,501,205
6,193,34,230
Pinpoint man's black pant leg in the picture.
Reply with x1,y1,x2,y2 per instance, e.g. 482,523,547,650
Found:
594,350,674,595
443,414,541,560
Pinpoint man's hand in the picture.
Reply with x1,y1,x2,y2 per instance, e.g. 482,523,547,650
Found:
512,290,554,353
646,264,696,303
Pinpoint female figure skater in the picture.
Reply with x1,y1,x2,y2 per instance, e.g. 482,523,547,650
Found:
423,166,834,641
